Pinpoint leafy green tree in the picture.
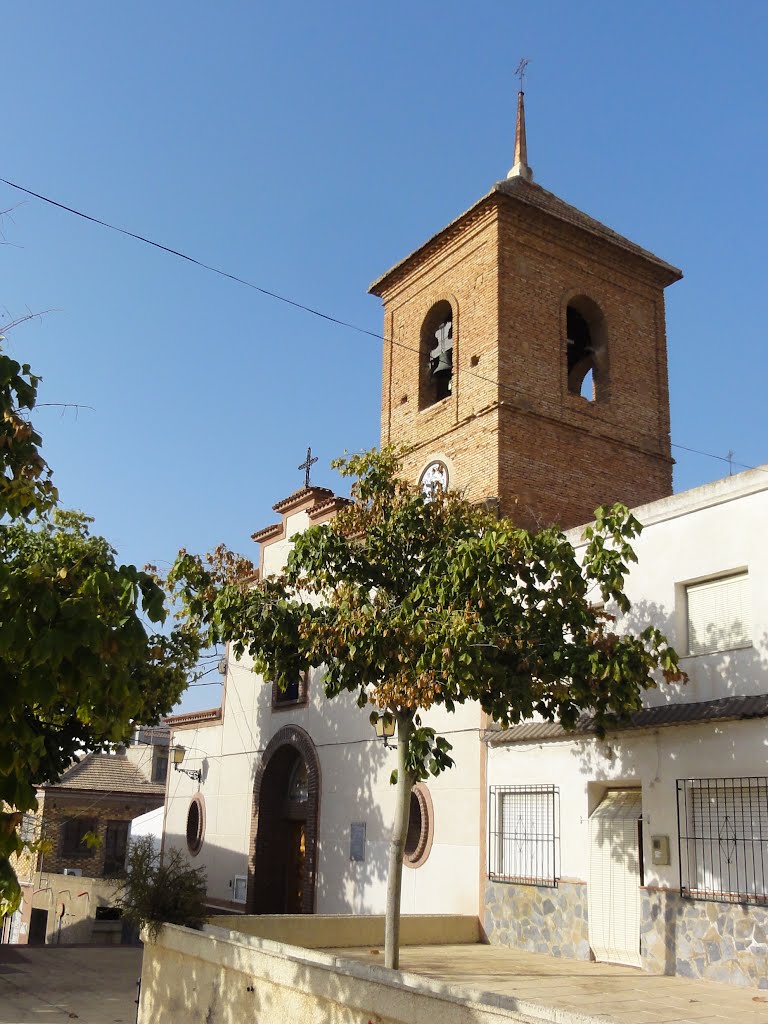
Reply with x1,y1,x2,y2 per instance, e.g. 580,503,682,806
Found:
168,447,684,968
0,340,200,915
0,340,57,519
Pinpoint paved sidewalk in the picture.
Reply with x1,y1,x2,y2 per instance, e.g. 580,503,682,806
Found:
329,944,768,1024
0,946,143,1024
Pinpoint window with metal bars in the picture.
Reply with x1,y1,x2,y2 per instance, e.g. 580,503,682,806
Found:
677,777,768,904
488,785,559,886
20,813,38,842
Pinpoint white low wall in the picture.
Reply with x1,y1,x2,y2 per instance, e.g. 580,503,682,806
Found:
139,920,529,1024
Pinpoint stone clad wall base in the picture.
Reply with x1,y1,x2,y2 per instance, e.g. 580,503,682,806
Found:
641,890,768,989
484,880,590,960
484,881,768,989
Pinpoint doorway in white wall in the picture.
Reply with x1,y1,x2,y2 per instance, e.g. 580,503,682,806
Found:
588,789,643,968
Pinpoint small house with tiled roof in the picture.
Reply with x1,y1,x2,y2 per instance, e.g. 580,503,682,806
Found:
4,735,170,946
29,746,166,879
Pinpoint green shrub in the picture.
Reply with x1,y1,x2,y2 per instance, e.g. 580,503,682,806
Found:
116,836,207,940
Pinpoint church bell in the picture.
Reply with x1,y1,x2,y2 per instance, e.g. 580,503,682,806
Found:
430,350,453,378
429,317,453,379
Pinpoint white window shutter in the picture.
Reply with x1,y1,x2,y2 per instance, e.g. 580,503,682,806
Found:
686,573,750,656
588,790,643,968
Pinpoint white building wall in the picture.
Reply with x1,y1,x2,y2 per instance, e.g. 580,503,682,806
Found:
165,464,768,978
163,503,483,917
486,467,768,988
487,719,768,890
130,806,164,858
572,467,768,708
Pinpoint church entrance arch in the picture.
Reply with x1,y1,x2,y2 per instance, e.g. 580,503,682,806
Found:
248,725,320,915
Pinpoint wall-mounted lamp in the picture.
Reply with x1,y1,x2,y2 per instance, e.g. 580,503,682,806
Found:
372,714,396,750
172,745,202,782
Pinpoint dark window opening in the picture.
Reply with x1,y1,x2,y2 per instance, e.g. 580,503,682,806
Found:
276,677,301,703
186,796,205,855
403,784,434,867
273,670,308,707
153,753,169,784
405,792,422,857
61,818,97,858
566,299,607,401
420,302,454,409
104,820,130,875
95,905,122,921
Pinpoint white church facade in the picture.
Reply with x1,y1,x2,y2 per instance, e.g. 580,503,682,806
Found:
161,92,768,988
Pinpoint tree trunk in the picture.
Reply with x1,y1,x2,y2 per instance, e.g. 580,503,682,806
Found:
384,710,413,970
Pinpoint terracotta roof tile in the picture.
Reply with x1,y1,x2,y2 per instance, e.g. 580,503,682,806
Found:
251,522,283,544
370,178,681,295
46,752,165,796
165,707,222,727
493,177,682,280
308,496,352,520
272,486,334,515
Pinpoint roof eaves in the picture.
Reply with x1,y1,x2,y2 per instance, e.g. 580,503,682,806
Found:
492,178,683,281
369,178,682,298
272,486,334,515
369,192,496,296
489,695,768,747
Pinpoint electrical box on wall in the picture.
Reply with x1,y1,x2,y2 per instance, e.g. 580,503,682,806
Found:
651,835,670,865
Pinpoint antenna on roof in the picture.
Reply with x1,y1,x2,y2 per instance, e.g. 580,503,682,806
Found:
508,58,534,183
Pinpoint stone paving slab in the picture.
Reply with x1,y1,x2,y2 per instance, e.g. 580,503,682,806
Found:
0,946,143,1024
326,944,768,1024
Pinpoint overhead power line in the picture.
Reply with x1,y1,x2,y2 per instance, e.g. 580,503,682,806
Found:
1,176,763,476
0,177,381,341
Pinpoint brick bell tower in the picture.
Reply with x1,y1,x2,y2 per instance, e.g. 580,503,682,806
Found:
368,88,682,530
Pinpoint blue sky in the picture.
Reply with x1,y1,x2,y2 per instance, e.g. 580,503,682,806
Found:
3,2,766,711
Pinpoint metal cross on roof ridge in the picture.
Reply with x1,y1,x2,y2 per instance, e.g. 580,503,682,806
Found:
298,446,318,489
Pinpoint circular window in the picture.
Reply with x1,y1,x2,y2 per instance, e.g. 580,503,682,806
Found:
419,460,449,501
403,784,434,868
186,794,205,856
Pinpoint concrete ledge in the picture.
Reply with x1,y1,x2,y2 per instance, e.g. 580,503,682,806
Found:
139,921,610,1024
206,913,482,948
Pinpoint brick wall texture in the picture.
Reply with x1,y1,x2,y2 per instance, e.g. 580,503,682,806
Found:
31,794,149,876
373,191,678,530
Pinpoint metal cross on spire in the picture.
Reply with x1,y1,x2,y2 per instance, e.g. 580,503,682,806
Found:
515,57,530,93
508,57,533,182
298,446,318,489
